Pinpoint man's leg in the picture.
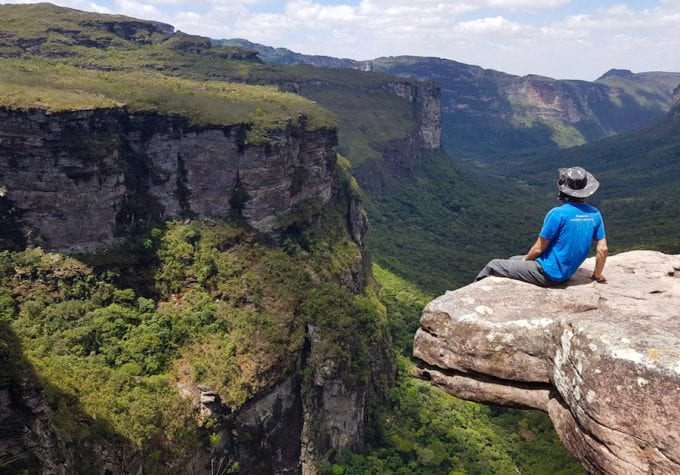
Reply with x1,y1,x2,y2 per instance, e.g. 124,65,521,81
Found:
475,256,552,286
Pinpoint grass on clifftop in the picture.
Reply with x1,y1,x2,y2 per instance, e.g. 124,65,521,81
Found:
0,59,337,134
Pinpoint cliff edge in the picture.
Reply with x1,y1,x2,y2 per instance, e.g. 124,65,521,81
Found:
413,250,680,474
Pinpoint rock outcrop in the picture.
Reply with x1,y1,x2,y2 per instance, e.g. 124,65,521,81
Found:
0,107,336,251
413,251,680,474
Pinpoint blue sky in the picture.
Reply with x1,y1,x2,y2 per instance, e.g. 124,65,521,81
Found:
6,0,680,79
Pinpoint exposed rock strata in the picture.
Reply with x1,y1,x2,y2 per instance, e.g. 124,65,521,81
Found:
0,107,336,251
413,251,680,474
176,320,389,475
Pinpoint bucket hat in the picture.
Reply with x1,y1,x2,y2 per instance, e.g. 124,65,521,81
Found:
557,166,599,198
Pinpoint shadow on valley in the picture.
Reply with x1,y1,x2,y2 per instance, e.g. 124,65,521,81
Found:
0,320,132,474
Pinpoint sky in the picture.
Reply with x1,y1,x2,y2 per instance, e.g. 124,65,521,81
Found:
5,0,680,80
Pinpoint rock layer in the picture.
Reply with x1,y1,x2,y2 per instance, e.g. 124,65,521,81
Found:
413,251,680,474
0,107,336,251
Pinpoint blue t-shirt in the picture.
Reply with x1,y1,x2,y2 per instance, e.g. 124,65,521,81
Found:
536,202,605,282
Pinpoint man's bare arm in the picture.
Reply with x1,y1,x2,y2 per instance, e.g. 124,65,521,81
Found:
524,237,550,261
591,238,608,282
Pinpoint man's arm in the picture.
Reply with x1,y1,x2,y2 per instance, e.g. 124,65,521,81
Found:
591,238,608,282
524,237,550,261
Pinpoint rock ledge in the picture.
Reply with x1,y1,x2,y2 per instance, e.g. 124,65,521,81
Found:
413,250,680,474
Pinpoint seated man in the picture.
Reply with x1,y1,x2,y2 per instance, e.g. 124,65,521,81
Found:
476,166,608,286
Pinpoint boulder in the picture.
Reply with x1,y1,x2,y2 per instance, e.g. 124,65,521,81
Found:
413,250,680,474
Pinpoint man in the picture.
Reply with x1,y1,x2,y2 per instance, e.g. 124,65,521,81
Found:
476,166,608,286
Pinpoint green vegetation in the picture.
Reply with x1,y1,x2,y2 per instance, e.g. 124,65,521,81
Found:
322,265,583,475
303,85,415,166
0,195,386,470
328,359,583,475
595,69,680,110
360,151,545,293
372,264,432,356
484,108,680,256
503,117,587,149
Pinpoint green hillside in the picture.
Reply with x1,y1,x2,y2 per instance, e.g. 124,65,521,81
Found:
481,105,680,255
595,69,680,109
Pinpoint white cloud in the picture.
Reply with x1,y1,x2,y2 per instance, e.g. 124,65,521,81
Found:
6,0,112,13
485,0,570,10
113,0,163,19
457,16,523,34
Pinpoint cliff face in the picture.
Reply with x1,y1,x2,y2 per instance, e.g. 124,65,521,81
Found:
0,107,336,251
0,103,393,474
413,251,680,474
502,76,608,125
293,77,441,161
372,80,441,176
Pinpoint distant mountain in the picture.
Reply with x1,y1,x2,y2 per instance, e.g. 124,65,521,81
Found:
222,40,680,160
596,68,680,107
216,38,364,69
367,57,679,159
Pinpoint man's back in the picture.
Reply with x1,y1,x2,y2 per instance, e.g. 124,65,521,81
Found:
475,166,608,287
537,202,605,282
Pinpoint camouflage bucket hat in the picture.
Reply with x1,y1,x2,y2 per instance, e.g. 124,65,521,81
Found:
557,166,600,198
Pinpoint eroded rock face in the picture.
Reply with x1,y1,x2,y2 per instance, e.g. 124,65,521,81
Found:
300,325,366,475
413,251,680,474
0,108,336,251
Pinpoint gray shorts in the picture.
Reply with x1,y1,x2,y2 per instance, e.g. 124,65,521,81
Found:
475,255,558,287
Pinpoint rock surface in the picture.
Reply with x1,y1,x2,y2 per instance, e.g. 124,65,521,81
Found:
413,250,680,474
0,107,336,251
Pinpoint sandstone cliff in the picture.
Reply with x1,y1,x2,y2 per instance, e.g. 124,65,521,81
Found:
0,107,336,251
413,251,680,474
0,103,391,475
287,77,441,177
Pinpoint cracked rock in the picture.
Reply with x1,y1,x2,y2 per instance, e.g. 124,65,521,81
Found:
413,250,680,474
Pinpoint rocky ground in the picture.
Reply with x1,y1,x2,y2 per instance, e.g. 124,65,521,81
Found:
413,250,680,474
